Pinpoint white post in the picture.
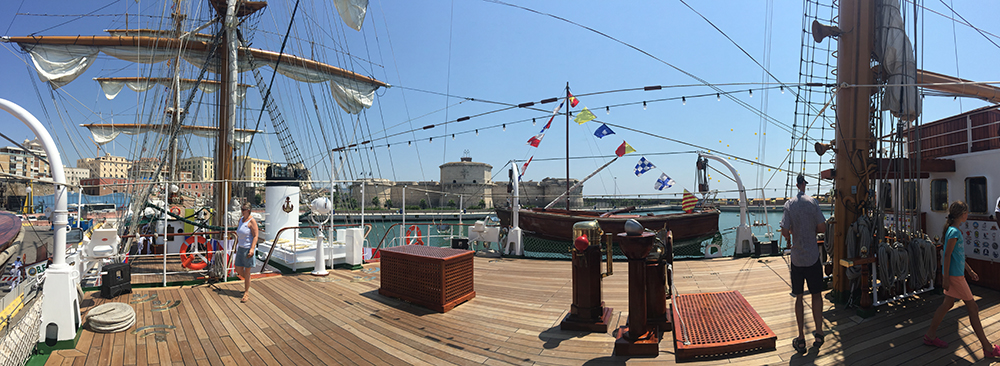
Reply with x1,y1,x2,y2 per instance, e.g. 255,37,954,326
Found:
329,153,335,249
224,183,230,281
509,162,523,255
0,99,79,345
360,182,365,228
699,153,753,255
399,186,406,240
311,222,328,276
76,189,82,228
162,181,168,287
345,227,363,268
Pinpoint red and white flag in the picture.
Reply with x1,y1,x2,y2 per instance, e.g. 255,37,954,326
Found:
520,156,534,178
526,101,564,147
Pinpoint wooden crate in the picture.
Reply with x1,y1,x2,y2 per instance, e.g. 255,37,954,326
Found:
379,246,475,312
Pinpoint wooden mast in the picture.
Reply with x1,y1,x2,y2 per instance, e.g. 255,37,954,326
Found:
168,1,185,204
215,0,239,227
831,0,875,299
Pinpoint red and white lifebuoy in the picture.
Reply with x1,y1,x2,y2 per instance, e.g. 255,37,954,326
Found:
169,206,182,216
180,235,214,270
405,225,424,245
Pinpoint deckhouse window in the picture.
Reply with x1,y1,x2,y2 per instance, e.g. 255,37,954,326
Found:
966,177,988,214
903,182,917,211
880,182,892,210
930,179,948,211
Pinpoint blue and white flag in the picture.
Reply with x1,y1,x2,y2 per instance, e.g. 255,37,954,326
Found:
654,173,674,191
634,157,655,176
594,123,615,138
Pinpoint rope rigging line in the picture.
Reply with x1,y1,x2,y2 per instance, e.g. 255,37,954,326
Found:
27,0,119,36
5,0,27,35
240,0,302,172
364,11,398,181
937,0,1000,51
679,0,827,122
441,0,456,165
373,0,426,181
336,84,806,153
482,0,803,145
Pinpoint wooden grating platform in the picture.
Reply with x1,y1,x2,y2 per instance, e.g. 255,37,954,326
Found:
379,245,475,312
672,290,776,360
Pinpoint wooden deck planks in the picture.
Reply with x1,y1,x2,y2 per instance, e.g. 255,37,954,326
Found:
43,255,1000,365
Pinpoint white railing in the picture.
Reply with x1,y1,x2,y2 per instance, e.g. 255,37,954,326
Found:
81,231,237,287
373,222,471,251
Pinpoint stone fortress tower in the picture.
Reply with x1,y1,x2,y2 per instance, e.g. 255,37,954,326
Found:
349,154,582,210
439,156,494,208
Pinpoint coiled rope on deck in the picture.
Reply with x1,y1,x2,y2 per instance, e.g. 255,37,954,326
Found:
892,242,909,287
908,237,936,289
845,216,873,280
87,302,136,333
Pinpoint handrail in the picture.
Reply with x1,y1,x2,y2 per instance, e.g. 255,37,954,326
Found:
115,231,237,260
260,223,372,273
120,230,237,240
371,222,476,256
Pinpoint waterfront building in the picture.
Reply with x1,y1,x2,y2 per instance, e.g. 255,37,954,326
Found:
77,154,131,179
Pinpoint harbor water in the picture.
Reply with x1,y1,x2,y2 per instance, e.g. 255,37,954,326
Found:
297,208,830,258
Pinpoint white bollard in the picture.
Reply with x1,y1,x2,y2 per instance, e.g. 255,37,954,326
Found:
345,227,363,269
507,227,523,256
311,228,329,276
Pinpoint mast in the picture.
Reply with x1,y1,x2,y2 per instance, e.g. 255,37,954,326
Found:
831,0,875,299
168,1,185,201
565,82,570,210
215,0,238,225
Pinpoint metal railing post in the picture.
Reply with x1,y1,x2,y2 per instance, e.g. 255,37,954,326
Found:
162,181,168,287
225,182,231,282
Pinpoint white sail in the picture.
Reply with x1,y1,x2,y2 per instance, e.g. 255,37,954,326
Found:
334,0,369,31
16,41,386,114
83,124,260,147
875,0,921,122
95,77,248,102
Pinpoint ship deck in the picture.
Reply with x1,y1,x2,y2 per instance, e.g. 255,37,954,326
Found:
44,255,1000,365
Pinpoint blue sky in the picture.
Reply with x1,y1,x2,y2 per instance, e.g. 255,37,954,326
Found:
2,0,999,200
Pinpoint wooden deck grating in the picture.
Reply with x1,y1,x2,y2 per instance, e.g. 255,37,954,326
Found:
672,290,776,360
43,255,1000,365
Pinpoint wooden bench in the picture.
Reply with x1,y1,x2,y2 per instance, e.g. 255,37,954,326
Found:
379,245,475,312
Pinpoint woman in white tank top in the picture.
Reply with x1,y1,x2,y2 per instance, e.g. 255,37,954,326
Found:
235,202,259,303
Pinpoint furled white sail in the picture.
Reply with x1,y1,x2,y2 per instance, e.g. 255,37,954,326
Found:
95,78,247,102
875,0,921,122
19,42,384,114
23,45,101,89
334,0,369,31
84,124,260,147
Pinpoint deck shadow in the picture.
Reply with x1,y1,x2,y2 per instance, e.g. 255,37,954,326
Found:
210,286,243,299
537,325,597,349
835,286,1000,366
580,356,629,365
357,289,439,317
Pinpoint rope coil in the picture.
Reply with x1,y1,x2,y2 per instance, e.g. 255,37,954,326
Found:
908,237,936,289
